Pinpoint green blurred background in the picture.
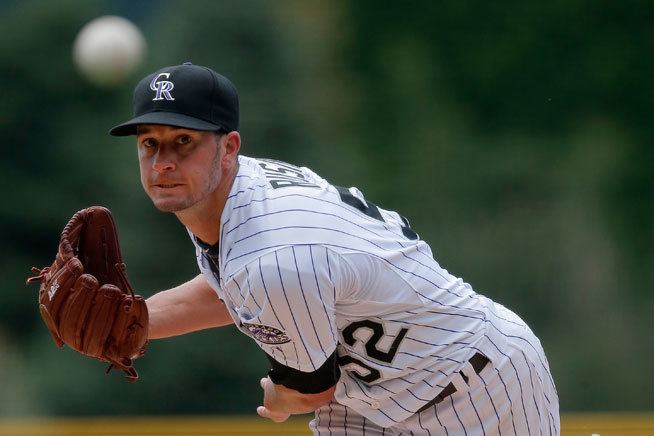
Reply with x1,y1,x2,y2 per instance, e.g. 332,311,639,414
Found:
1,0,652,418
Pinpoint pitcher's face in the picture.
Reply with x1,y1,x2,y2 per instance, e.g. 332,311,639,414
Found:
136,125,224,212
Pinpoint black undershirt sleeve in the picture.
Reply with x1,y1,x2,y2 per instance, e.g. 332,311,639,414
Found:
264,350,340,394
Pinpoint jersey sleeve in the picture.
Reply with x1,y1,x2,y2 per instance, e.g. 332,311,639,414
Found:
224,245,340,375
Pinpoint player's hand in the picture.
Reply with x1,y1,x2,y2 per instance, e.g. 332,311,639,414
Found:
257,377,291,423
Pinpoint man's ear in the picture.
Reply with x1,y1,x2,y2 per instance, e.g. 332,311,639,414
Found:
222,131,241,166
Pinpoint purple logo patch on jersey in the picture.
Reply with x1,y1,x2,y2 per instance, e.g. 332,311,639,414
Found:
242,322,291,345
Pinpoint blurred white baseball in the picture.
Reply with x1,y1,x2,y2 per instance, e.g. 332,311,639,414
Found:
73,16,146,87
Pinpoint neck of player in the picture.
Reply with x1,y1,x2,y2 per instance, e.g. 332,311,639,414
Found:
175,161,239,247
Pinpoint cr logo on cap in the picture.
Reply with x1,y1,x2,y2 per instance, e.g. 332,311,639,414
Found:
150,72,175,101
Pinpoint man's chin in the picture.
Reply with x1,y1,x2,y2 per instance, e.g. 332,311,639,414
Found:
151,199,193,213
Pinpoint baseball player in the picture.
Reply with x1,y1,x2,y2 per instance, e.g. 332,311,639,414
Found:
110,63,560,435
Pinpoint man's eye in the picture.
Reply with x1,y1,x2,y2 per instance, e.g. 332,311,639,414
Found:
177,135,192,145
141,138,156,148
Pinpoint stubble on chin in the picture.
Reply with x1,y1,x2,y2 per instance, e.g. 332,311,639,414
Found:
153,202,182,213
151,198,195,213
147,190,196,213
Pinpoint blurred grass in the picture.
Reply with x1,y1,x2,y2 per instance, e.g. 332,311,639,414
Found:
0,414,653,436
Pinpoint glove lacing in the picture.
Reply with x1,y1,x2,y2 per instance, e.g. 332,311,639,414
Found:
26,266,50,284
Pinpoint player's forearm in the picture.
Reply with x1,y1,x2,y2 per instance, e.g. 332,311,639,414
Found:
146,274,234,339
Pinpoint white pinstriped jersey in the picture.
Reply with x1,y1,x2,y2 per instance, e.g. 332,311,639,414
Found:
191,155,512,428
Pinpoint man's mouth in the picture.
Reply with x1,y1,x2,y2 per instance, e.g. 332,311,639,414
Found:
154,183,183,188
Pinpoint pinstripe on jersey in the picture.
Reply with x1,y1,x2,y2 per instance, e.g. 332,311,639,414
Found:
190,155,558,431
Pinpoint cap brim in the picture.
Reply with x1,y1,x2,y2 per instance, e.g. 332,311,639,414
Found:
109,111,224,136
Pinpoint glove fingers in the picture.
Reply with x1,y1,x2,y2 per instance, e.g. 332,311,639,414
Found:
39,257,84,346
82,284,123,358
40,257,83,309
58,274,99,352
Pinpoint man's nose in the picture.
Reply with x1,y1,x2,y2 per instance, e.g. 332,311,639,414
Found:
152,149,176,173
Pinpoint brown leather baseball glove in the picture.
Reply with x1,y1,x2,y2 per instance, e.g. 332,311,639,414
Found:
27,206,148,381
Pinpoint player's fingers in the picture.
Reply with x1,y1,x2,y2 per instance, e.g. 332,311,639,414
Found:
260,377,268,389
257,406,289,423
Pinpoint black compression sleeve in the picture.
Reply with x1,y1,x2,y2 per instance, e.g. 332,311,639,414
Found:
265,350,340,394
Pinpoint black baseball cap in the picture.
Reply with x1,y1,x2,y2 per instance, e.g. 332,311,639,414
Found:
109,62,239,136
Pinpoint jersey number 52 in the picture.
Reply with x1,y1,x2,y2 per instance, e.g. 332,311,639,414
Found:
338,320,409,383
